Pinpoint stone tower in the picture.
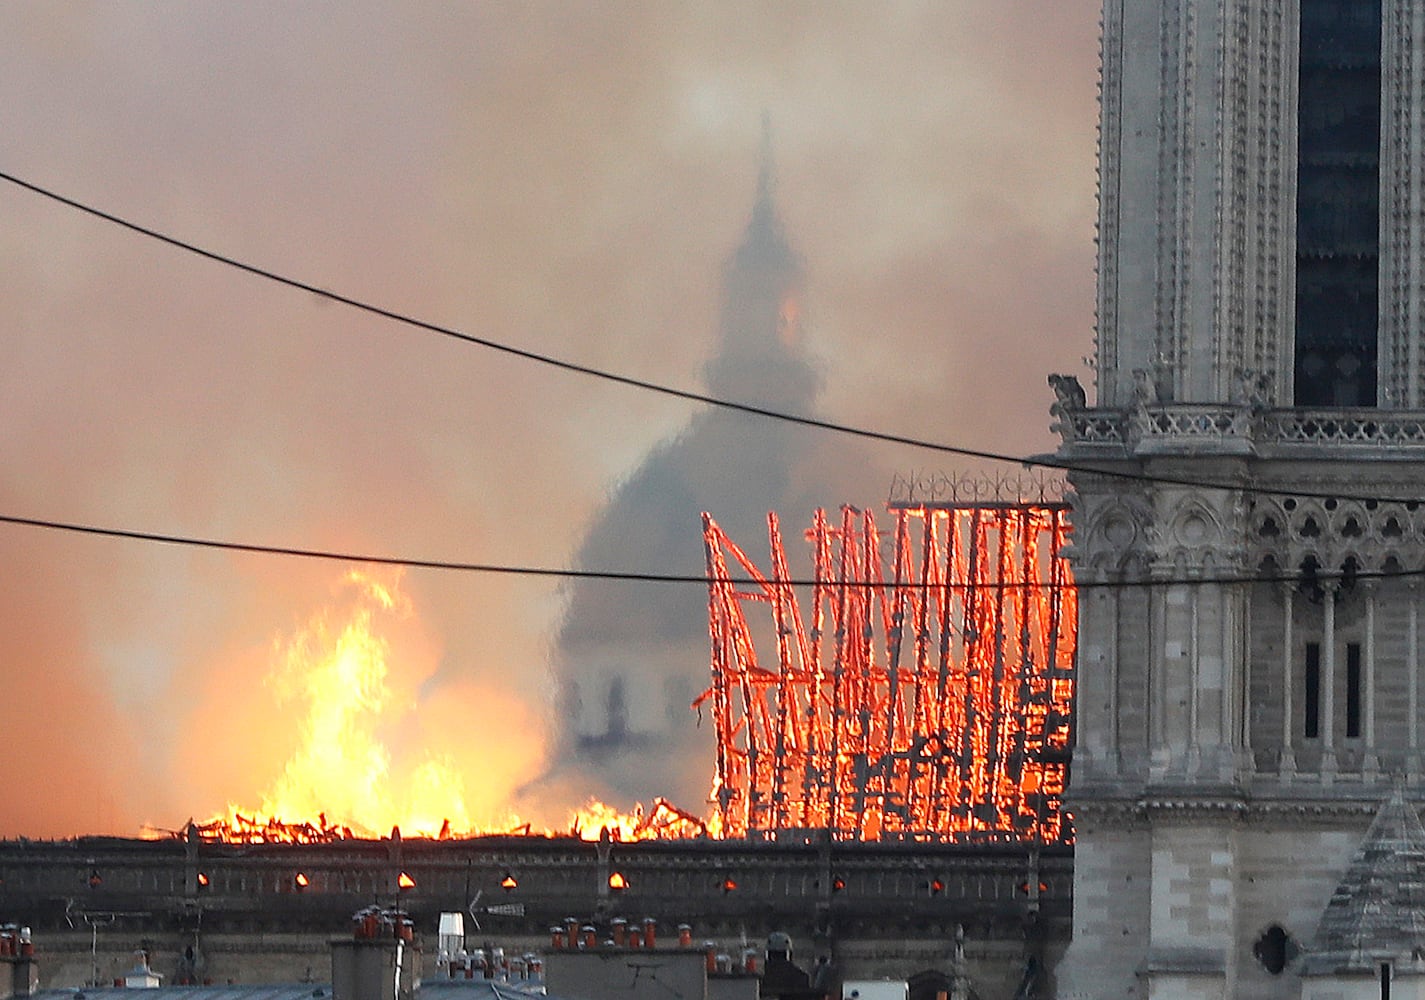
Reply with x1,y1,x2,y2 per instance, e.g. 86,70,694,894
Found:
1052,1,1425,997
551,135,828,805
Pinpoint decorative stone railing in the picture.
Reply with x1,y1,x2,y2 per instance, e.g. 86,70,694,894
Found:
1057,406,1425,454
1261,410,1425,447
1130,405,1254,450
887,469,1070,507
1057,410,1124,445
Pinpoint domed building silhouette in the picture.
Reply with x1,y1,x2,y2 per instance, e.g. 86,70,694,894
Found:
549,141,864,806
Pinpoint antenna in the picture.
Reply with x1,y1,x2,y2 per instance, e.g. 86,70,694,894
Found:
467,889,525,932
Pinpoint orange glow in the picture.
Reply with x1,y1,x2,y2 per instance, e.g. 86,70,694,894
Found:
294,872,310,889
192,571,479,841
608,871,628,891
185,500,1077,849
699,503,1076,845
187,569,714,846
191,796,708,845
777,295,801,347
397,871,415,890
251,570,469,836
500,873,518,891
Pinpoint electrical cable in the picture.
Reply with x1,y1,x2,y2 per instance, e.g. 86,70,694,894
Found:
1,169,1420,507
0,509,1418,591
3,169,1423,592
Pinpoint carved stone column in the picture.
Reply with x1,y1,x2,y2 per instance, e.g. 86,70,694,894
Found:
1410,582,1422,779
1281,583,1296,778
1321,583,1338,780
1364,583,1381,779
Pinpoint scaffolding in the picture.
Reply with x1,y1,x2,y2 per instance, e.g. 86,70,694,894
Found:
699,502,1076,844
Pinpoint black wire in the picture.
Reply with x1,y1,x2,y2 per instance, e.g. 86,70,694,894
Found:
0,512,663,583
0,509,1418,591
1,170,1422,588
1,169,1418,507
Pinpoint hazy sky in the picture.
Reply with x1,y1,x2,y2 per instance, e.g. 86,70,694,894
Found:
0,2,1099,836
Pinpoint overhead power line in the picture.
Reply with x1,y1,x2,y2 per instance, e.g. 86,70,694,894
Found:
0,509,1419,592
1,168,1419,507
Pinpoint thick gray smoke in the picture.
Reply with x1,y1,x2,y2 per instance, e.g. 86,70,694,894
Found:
0,4,1100,836
548,159,889,808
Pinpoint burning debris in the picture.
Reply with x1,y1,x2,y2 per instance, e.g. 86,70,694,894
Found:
189,810,357,844
186,796,710,845
566,797,710,841
176,471,1074,846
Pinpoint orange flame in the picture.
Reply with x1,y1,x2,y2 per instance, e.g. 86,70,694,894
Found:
188,568,713,845
185,499,1076,850
194,570,476,841
567,797,709,842
252,570,470,836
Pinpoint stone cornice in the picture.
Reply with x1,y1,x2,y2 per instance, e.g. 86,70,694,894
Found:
1067,789,1386,828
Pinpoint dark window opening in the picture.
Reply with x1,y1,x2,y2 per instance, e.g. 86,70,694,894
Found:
1346,642,1362,738
1253,925,1295,975
1305,642,1322,739
1294,0,1382,407
1382,961,1392,1000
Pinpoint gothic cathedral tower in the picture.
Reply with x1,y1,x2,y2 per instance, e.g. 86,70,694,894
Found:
1053,1,1425,997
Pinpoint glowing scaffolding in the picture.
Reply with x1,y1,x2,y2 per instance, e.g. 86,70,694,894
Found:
698,502,1076,845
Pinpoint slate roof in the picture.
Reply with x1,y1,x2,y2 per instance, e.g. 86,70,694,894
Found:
30,987,333,1000
1312,788,1425,970
29,979,558,1000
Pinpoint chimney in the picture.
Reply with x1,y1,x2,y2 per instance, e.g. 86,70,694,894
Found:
332,912,420,1000
1,928,38,1000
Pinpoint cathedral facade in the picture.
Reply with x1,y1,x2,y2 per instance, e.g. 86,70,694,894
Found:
1054,1,1425,997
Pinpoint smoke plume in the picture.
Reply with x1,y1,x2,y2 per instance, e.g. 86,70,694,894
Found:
0,2,1098,835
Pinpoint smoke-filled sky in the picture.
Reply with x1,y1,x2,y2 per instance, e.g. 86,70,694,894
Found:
0,2,1098,837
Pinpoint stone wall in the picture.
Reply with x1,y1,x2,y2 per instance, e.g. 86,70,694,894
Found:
0,836,1067,999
